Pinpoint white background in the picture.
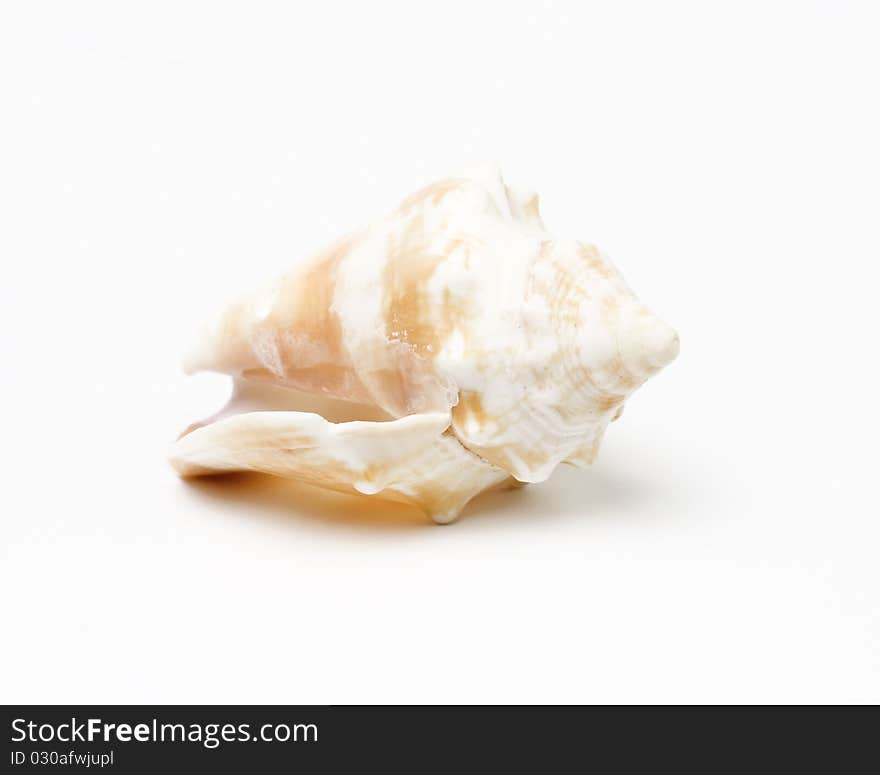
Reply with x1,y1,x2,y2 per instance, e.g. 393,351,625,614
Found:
2,1,878,703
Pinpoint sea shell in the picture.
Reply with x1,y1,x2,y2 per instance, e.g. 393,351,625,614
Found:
170,166,679,523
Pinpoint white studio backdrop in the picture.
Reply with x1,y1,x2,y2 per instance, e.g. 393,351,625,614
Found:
1,1,878,703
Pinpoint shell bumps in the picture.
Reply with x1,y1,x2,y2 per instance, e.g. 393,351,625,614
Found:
170,166,679,523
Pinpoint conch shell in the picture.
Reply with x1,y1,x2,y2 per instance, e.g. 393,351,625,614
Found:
171,166,679,523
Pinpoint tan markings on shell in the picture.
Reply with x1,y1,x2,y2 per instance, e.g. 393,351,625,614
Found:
525,195,541,220
384,236,478,353
595,393,626,413
399,178,466,215
255,235,373,404
577,242,615,280
379,246,450,413
384,251,449,355
377,226,476,413
439,238,480,336
485,441,562,482
455,390,488,431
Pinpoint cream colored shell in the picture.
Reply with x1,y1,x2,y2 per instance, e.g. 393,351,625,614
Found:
170,166,679,523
